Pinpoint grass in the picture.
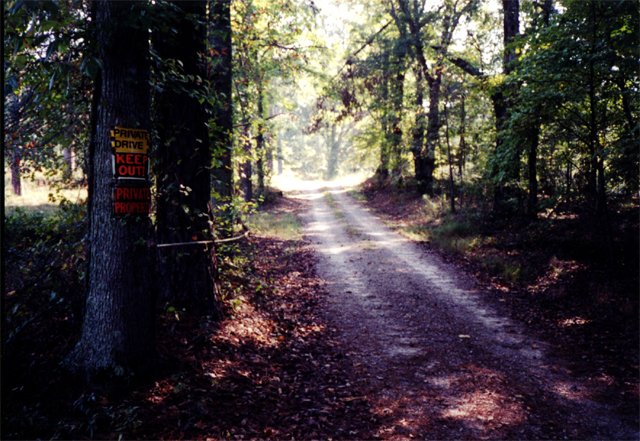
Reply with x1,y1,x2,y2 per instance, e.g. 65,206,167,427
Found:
480,254,524,284
323,192,343,218
347,189,366,202
245,211,302,241
398,212,481,252
324,192,364,238
5,174,87,214
388,195,527,284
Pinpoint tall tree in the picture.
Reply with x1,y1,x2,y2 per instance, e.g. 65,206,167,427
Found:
209,0,234,231
66,0,155,375
522,0,552,218
255,84,267,196
396,0,478,195
154,1,218,311
491,0,520,212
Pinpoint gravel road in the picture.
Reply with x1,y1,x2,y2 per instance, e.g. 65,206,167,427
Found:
298,187,637,440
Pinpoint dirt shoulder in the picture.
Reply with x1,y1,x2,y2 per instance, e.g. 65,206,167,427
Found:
356,183,639,426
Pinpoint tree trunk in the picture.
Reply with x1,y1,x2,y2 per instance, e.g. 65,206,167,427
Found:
411,65,427,189
542,0,553,25
266,142,273,174
587,0,605,216
524,0,552,219
276,136,283,175
526,123,539,218
375,48,391,183
389,43,406,180
241,125,253,201
502,0,519,75
62,147,74,181
421,74,442,196
493,0,520,212
326,125,339,180
397,0,473,195
154,0,218,312
491,90,510,211
443,97,456,213
67,0,156,376
6,91,23,196
10,154,21,196
256,87,266,197
209,0,233,204
458,93,467,181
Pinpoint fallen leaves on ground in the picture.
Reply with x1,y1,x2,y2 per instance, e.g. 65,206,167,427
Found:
2,199,378,439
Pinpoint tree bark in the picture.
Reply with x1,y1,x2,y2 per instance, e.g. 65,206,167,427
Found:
502,0,519,75
492,0,520,212
422,73,442,195
587,0,606,217
389,41,406,180
256,87,266,196
241,126,253,201
458,92,467,181
326,124,339,179
209,0,233,204
62,147,74,181
443,96,456,213
276,136,283,175
155,0,218,312
67,0,155,376
411,65,426,188
10,157,21,196
375,48,391,183
6,92,24,196
526,123,539,217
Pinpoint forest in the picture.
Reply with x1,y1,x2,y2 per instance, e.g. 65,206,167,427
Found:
3,0,639,439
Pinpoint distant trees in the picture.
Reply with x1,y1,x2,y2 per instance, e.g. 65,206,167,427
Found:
232,0,314,200
329,0,638,220
4,1,93,195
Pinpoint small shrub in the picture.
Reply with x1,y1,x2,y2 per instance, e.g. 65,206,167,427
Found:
421,194,447,220
432,219,475,238
4,203,87,349
480,255,523,284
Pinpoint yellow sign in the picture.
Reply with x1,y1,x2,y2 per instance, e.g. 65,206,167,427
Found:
110,126,150,154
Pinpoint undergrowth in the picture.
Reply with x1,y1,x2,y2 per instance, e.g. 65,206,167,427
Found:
246,211,302,240
4,202,87,351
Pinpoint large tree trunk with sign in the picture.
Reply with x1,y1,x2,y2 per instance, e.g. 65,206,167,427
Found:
154,0,219,313
66,0,156,376
209,0,234,237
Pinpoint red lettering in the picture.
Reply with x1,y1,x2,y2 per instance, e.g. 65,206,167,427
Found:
114,154,148,178
114,202,126,214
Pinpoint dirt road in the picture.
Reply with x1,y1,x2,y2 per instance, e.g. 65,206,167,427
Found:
298,187,637,440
